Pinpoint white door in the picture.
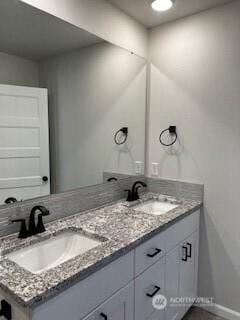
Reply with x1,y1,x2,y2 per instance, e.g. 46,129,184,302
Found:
0,84,50,204
82,283,134,320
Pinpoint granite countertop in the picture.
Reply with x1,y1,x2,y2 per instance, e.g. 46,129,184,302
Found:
0,193,202,309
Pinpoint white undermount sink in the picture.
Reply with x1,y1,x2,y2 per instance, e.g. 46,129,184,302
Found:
131,200,179,216
7,231,101,274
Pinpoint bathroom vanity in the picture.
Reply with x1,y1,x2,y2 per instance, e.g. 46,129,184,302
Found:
0,193,201,320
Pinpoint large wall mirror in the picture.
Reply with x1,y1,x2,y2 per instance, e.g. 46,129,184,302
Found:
0,0,146,205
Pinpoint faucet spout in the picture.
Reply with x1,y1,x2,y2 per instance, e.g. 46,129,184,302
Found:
28,205,50,236
131,181,147,196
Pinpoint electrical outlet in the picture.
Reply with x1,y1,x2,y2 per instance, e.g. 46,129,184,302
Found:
135,161,142,175
151,162,159,176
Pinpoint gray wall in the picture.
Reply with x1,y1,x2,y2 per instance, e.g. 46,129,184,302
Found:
0,52,39,87
39,42,146,193
148,1,240,313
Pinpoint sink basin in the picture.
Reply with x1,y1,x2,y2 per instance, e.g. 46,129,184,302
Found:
131,200,179,216
7,231,102,274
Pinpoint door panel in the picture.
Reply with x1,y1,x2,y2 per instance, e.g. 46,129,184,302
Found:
0,84,50,204
0,157,40,178
0,94,39,118
0,127,39,148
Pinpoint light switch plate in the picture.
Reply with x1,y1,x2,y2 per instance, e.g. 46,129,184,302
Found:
135,161,142,175
151,162,159,176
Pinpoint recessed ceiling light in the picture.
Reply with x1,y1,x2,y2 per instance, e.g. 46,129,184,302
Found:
151,0,175,12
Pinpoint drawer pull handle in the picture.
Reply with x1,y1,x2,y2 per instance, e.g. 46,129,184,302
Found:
147,248,162,258
187,242,192,258
182,245,188,262
100,313,108,320
146,285,161,298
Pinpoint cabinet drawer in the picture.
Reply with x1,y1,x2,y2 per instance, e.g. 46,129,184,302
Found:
135,258,165,320
135,231,166,276
32,251,134,320
165,210,200,253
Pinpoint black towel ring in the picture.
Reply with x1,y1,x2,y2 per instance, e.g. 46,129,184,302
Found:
159,126,178,146
4,197,18,204
114,127,128,145
107,177,118,182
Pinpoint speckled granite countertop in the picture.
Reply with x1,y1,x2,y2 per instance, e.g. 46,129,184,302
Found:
0,193,202,309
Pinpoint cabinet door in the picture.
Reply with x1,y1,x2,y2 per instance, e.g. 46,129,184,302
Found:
82,282,134,320
165,246,180,320
178,231,198,317
135,258,165,320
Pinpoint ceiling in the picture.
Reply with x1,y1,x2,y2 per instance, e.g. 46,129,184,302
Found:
108,0,234,28
0,0,103,61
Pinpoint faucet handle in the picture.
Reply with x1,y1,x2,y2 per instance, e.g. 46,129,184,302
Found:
11,219,28,239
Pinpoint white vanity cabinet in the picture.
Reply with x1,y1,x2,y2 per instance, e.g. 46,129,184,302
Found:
3,210,200,320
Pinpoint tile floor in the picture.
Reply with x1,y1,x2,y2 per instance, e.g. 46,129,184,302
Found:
183,307,226,320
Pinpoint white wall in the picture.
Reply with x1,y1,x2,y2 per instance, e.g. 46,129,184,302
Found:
148,1,240,313
0,52,39,87
39,42,146,193
20,0,148,59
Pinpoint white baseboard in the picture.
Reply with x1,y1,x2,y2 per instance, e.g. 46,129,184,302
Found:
199,304,240,320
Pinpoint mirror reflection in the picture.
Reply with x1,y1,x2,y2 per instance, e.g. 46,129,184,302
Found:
0,0,146,205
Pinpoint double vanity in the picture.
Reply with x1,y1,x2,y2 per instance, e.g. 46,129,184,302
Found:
0,190,202,320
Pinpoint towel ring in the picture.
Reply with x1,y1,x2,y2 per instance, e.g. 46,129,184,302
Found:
114,127,128,145
159,126,178,146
